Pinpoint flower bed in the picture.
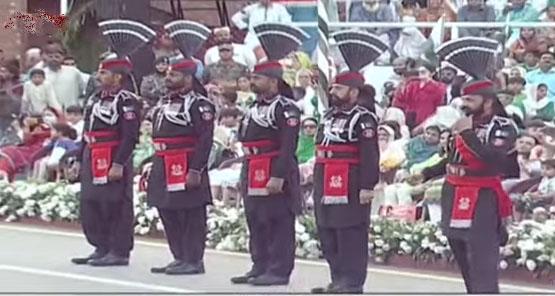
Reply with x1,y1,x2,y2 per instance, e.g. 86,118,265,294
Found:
1,180,555,281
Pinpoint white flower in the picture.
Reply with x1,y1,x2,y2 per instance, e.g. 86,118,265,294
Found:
374,256,384,263
526,259,537,271
59,209,71,219
299,233,310,242
15,208,25,217
374,248,383,255
144,208,158,221
383,244,390,252
537,255,549,262
0,205,9,215
156,220,164,232
516,258,525,266
295,221,306,233
439,235,448,244
375,239,384,247
403,234,412,241
373,226,382,233
139,227,149,235
499,260,508,270
4,214,17,222
501,247,514,257
422,228,430,235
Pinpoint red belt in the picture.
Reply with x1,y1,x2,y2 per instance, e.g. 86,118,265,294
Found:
315,144,359,205
85,131,120,185
241,140,279,196
446,175,512,229
153,137,197,192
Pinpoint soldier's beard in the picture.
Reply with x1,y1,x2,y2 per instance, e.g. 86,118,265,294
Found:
330,94,348,107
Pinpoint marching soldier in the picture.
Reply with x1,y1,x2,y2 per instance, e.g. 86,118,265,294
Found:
71,19,156,266
310,31,385,294
417,37,519,293
230,23,308,286
147,20,215,275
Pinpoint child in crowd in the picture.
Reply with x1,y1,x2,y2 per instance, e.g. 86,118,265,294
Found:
21,69,61,116
65,105,84,141
514,158,555,220
507,76,527,112
236,75,255,109
31,122,78,181
523,84,554,122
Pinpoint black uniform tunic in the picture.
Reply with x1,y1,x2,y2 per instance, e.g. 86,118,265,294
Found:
312,105,380,291
422,115,518,293
146,90,215,263
237,95,302,278
80,89,140,257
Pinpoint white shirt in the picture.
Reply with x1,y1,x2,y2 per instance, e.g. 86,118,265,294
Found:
204,43,257,70
232,3,292,49
69,120,84,141
35,64,86,110
538,176,555,195
22,80,61,115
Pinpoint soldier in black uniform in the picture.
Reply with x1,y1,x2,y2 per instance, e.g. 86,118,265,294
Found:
417,38,519,293
147,20,215,275
71,20,155,266
230,23,308,286
310,30,385,294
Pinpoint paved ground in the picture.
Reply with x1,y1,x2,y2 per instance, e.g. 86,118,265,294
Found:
0,223,554,294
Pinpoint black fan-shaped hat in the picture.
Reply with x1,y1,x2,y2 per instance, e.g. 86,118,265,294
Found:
98,19,157,58
164,20,211,59
435,37,500,80
254,22,309,61
331,30,389,72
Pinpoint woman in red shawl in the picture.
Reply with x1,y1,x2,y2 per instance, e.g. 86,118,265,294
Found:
509,28,548,63
0,117,51,181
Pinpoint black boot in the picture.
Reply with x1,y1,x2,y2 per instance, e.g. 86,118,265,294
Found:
230,269,262,284
311,283,337,294
71,249,107,265
150,260,183,274
165,261,205,275
249,273,289,286
88,253,129,267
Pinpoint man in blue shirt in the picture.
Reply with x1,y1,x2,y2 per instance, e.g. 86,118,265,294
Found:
526,52,555,100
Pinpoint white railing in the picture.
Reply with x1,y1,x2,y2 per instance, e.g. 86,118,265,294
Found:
291,21,555,29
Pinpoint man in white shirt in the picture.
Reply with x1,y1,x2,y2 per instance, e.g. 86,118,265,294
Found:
35,41,86,111
22,68,61,115
232,0,292,58
204,27,257,70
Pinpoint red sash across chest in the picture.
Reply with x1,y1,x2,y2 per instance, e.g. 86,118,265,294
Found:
315,144,360,205
446,135,512,228
153,136,197,192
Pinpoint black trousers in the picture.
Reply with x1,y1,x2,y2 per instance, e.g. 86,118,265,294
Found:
158,206,207,263
448,237,500,294
318,223,368,290
245,210,295,278
80,198,134,257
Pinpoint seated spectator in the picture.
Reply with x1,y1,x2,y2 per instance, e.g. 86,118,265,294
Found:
21,69,61,116
203,43,248,88
541,5,555,47
530,122,555,161
457,0,496,38
521,50,540,72
231,0,292,59
140,56,169,108
526,52,555,98
282,51,312,87
204,27,257,70
65,105,84,141
508,76,529,109
404,125,441,171
523,83,554,121
499,0,540,43
349,0,400,52
517,133,542,179
41,107,61,127
30,122,78,182
509,28,548,63
236,75,256,110
514,158,555,218
415,0,457,38
378,121,407,184
498,90,525,126
393,16,427,60
382,107,411,139
0,118,51,181
296,117,317,164
509,66,527,78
